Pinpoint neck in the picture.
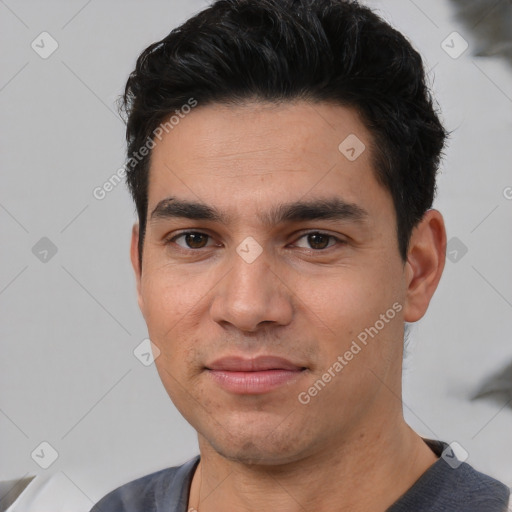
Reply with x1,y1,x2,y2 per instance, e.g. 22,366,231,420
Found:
188,417,438,512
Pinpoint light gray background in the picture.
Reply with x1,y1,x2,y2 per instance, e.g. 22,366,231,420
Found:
1,0,511,509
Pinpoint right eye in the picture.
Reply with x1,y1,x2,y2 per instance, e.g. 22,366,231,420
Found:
164,231,218,251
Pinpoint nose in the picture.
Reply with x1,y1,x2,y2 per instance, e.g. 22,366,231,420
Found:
209,244,294,333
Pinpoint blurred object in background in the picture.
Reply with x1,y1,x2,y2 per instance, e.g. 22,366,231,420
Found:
448,0,512,65
472,361,512,408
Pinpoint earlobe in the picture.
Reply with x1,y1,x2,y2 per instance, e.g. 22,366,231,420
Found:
403,209,447,323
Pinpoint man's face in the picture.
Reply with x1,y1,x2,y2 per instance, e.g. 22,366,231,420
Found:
132,101,410,465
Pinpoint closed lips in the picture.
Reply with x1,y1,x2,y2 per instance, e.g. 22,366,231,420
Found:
206,356,306,372
205,356,307,394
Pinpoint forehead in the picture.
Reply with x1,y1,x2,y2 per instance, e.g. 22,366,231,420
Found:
150,100,372,168
146,100,389,224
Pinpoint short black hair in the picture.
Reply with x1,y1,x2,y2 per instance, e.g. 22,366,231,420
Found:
121,0,447,268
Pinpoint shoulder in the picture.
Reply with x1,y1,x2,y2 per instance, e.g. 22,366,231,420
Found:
89,456,200,512
389,440,511,512
443,462,511,509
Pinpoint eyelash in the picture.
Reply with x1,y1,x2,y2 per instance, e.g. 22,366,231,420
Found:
163,231,346,252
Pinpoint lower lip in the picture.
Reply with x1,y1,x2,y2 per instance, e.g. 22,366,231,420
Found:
206,369,304,394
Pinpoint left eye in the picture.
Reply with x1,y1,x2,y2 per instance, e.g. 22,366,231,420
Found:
293,232,341,250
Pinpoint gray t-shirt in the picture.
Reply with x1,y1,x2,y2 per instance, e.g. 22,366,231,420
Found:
90,439,510,511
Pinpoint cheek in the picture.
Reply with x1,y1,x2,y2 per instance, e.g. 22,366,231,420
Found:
296,268,390,324
139,276,200,376
294,266,403,365
141,266,203,331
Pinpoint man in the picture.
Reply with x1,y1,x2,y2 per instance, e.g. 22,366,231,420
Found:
91,0,511,510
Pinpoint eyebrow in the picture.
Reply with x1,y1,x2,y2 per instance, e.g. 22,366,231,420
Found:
149,196,368,226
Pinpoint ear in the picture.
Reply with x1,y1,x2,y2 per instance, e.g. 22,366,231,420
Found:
403,209,447,322
130,223,144,311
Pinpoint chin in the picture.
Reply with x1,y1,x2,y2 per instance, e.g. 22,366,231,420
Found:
200,417,312,467
212,441,304,467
